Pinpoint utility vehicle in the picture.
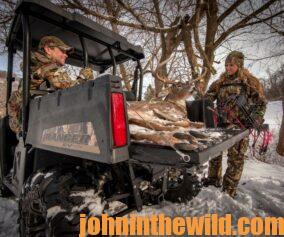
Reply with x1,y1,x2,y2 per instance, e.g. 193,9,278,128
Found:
0,0,249,236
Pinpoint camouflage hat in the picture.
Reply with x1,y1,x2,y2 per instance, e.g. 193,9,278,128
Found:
225,51,245,68
39,36,73,52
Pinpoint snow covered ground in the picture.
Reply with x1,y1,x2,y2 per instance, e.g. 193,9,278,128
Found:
0,101,283,236
261,100,284,166
0,197,18,236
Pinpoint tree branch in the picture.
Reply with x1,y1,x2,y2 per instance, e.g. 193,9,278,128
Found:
214,0,278,48
116,0,146,28
63,0,181,33
217,0,246,24
242,10,284,36
193,1,216,74
153,0,165,29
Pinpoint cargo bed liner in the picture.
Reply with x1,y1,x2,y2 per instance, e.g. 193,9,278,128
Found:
129,129,249,166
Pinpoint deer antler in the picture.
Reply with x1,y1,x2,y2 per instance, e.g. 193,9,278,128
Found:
193,68,209,96
155,73,179,85
155,67,208,86
195,68,208,84
156,55,173,70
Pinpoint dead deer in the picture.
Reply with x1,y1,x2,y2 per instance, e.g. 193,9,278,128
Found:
157,71,207,108
127,72,206,149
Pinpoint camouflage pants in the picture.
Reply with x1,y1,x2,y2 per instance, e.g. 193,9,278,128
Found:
7,90,22,134
208,136,249,197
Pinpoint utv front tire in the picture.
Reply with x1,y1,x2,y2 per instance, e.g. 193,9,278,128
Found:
0,182,13,197
19,166,104,237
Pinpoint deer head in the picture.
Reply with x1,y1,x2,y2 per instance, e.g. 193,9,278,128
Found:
154,71,207,103
165,82,194,102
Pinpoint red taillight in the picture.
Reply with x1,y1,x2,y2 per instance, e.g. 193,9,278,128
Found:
111,93,127,147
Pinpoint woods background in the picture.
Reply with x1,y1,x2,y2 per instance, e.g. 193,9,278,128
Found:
0,0,283,154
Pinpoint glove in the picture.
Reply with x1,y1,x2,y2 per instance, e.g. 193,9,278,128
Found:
249,113,264,130
255,116,264,129
78,67,94,81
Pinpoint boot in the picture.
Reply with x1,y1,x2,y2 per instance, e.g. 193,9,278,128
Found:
202,177,222,188
222,186,237,198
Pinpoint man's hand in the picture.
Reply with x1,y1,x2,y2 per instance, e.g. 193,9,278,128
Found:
79,67,94,81
254,117,265,130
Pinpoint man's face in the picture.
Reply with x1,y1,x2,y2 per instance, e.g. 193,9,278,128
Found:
44,45,68,66
225,60,239,76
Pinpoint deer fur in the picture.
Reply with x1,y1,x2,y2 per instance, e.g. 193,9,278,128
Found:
127,73,206,147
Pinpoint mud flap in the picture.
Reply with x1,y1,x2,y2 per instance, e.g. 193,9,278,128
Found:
11,138,27,197
128,162,143,211
0,116,17,185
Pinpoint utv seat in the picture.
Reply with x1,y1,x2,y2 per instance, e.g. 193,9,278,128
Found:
30,81,56,98
124,91,136,101
30,88,55,98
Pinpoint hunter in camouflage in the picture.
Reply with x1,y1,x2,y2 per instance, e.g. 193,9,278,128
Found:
204,51,267,197
8,36,94,134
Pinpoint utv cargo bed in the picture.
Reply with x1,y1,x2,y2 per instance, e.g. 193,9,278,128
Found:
129,128,249,166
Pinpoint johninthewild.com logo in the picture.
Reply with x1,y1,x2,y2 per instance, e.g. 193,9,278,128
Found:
79,213,284,236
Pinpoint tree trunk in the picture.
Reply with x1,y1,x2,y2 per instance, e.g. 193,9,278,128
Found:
276,100,284,156
119,64,131,91
182,22,199,79
154,63,168,96
154,35,180,95
202,0,218,91
152,11,182,96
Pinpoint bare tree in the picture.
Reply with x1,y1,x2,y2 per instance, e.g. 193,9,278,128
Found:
0,0,16,53
0,0,283,96
261,64,284,156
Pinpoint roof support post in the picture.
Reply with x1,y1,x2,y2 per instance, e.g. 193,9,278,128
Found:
137,60,143,101
108,47,116,76
21,14,31,141
79,37,89,67
6,47,14,111
131,64,139,100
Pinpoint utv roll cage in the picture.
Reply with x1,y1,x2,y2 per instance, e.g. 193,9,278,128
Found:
5,0,145,141
1,2,251,229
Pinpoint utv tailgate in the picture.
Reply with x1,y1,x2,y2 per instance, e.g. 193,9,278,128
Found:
26,75,130,164
129,129,249,166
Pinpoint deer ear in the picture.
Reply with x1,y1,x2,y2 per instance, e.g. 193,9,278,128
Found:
157,88,170,98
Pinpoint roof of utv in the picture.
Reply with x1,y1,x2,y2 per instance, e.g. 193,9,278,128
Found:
6,0,144,71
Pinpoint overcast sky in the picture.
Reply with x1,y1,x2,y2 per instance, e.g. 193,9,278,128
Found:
0,50,283,79
0,19,283,84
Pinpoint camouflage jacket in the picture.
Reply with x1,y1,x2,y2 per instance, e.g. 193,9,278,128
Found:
205,69,267,128
19,51,94,92
8,51,95,134
30,51,76,90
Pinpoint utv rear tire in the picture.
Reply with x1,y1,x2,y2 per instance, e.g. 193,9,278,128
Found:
19,166,104,237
